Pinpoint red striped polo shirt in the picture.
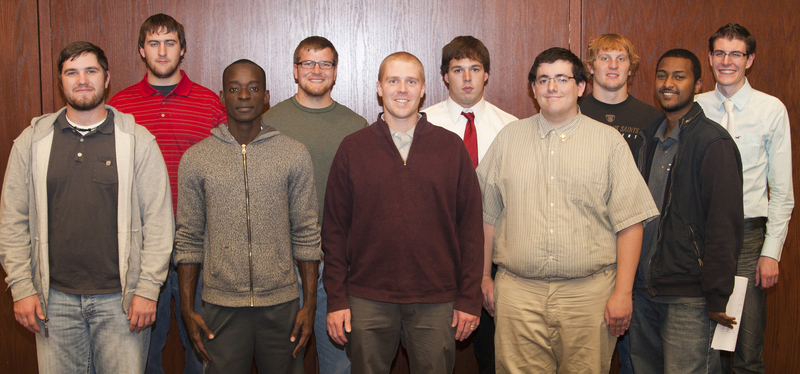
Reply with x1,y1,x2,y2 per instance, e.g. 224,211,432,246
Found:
109,70,226,214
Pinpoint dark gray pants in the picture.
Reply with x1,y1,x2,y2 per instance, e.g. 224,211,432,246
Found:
348,296,455,374
721,227,767,374
203,300,304,374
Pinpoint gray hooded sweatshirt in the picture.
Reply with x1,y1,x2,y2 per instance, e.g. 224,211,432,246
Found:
174,124,321,308
0,106,174,320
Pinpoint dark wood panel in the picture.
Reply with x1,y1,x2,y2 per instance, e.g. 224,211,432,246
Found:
167,0,314,112
0,0,43,371
582,1,800,372
310,0,569,122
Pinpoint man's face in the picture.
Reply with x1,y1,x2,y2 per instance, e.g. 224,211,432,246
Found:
377,59,426,124
221,64,269,125
532,60,585,121
655,57,702,113
709,38,754,91
139,30,185,80
444,58,488,107
293,47,337,97
588,49,631,93
61,53,110,111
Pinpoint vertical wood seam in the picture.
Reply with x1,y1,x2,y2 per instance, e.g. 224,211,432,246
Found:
37,0,53,114
569,0,582,57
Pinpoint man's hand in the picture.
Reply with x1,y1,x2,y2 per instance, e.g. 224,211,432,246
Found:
481,276,496,317
127,295,156,333
327,309,351,346
604,291,632,337
756,256,780,289
14,295,43,334
290,303,315,357
452,309,480,341
183,309,214,362
177,263,212,361
708,311,737,329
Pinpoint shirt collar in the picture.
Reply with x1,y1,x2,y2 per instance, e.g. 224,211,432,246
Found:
391,124,416,138
445,95,486,122
137,70,192,98
57,109,114,135
536,109,582,140
654,117,679,142
714,78,753,111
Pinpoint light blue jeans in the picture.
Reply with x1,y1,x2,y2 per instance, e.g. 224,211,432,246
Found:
145,268,204,374
629,289,721,374
297,261,351,374
36,287,150,374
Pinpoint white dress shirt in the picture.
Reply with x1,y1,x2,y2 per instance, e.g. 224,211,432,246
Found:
423,96,518,163
696,79,794,261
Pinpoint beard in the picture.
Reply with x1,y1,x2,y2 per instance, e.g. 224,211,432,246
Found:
298,75,334,97
299,83,334,97
147,58,181,79
65,87,105,111
659,92,694,113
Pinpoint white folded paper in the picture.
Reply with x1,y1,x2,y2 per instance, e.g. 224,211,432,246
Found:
711,276,748,351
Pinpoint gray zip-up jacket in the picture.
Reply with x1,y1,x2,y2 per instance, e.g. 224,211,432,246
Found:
174,124,321,308
0,106,174,317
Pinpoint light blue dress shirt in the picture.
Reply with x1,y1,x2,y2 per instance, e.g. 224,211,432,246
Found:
696,79,794,261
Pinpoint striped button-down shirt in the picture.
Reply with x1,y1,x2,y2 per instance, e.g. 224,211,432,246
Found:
478,112,658,279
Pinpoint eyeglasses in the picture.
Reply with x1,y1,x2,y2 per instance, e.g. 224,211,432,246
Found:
296,60,335,70
712,50,747,60
534,76,575,86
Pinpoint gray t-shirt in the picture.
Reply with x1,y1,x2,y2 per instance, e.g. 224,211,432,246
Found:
262,96,367,222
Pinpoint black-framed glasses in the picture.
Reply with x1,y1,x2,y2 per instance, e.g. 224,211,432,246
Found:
296,61,335,69
535,76,575,86
712,50,747,60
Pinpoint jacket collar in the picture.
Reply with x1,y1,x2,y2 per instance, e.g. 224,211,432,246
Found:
642,102,703,140
210,123,280,145
31,105,138,143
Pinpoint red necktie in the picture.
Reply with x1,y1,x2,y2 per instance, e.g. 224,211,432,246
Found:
462,111,478,168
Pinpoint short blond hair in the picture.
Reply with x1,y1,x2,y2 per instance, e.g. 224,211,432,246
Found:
584,34,641,76
378,52,425,83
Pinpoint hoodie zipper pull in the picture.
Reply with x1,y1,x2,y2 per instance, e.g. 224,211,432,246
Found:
44,318,49,337
241,144,246,155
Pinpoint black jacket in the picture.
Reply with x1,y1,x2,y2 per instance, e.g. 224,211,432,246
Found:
638,103,744,312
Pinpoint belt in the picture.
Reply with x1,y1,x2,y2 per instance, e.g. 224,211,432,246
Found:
743,217,767,231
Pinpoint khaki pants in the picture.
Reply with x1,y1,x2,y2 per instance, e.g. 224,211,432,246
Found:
494,266,617,374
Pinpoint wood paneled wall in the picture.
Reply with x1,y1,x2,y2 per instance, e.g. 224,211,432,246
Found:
0,0,43,371
1,0,798,373
38,0,568,122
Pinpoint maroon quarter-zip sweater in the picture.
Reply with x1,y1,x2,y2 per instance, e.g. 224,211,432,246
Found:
322,114,484,316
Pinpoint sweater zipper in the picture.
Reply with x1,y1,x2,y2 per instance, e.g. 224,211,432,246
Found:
40,249,49,337
242,144,254,306
30,141,49,337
